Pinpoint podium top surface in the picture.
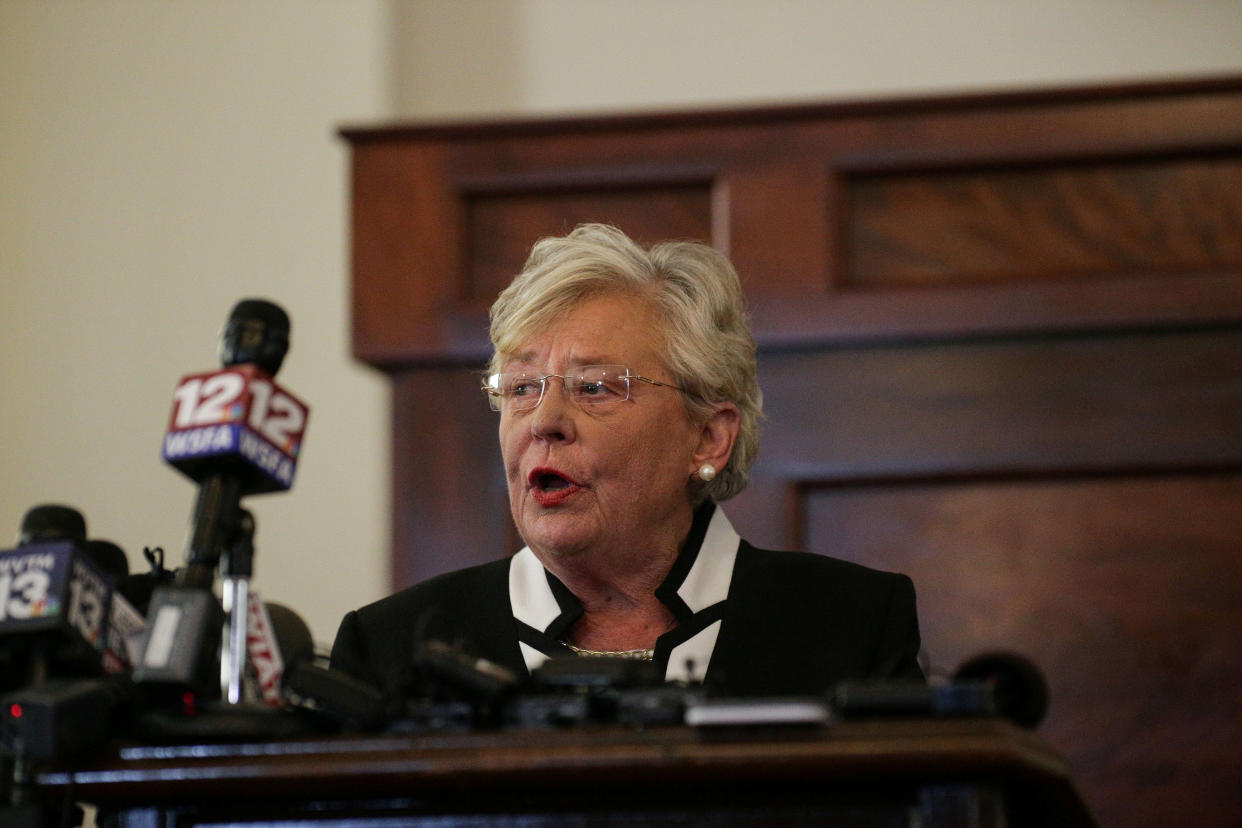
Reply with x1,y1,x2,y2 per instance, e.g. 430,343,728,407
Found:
37,717,1097,827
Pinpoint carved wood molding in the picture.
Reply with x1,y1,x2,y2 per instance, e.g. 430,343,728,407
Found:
344,76,1242,367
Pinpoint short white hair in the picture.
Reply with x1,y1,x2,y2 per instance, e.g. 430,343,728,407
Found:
488,224,763,502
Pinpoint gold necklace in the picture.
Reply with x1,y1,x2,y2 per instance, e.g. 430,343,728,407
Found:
563,641,655,661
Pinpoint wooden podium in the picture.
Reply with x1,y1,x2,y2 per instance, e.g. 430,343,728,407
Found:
340,77,1242,826
36,717,1097,827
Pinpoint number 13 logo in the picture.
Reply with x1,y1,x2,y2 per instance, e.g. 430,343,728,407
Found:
0,570,51,621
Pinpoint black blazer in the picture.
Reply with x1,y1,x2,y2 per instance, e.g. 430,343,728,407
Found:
332,511,923,698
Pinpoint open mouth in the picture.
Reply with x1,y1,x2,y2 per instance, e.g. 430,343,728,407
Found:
529,468,581,505
535,471,571,490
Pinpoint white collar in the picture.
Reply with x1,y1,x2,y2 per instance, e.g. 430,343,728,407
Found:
509,504,741,681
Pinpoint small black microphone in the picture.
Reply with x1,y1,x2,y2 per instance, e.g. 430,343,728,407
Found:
82,539,128,582
953,650,1049,729
2,506,126,689
16,504,86,547
270,604,387,730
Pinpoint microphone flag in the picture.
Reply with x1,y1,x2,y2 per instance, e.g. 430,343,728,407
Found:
161,363,309,494
0,541,115,668
245,593,285,707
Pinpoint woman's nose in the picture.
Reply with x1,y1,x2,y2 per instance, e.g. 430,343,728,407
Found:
529,377,576,442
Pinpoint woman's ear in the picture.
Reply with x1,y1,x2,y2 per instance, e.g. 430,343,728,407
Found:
692,402,740,477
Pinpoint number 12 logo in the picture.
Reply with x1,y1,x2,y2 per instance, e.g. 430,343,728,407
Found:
170,369,306,449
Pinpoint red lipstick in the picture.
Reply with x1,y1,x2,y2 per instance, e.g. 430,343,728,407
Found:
528,467,582,507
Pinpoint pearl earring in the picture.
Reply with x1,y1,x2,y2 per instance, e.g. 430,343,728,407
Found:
698,463,717,482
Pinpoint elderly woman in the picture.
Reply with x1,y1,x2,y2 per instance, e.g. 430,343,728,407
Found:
332,224,922,697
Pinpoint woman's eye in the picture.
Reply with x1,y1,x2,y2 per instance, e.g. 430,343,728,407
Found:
511,380,538,396
579,380,606,395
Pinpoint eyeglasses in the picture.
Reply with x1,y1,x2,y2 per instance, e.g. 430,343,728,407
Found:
483,364,688,413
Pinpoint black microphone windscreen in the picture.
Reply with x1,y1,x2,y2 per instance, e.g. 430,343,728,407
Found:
953,651,1049,729
83,539,129,581
267,604,387,730
219,299,290,376
264,603,314,667
18,504,87,547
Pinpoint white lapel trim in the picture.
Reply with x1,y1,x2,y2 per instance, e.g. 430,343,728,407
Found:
676,507,740,613
666,619,721,683
509,546,560,631
519,641,550,673
507,507,743,681
510,546,564,674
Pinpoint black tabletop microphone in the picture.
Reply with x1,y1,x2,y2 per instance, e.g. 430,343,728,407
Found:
953,650,1049,729
16,504,86,548
829,650,1050,728
268,604,388,730
1,507,126,690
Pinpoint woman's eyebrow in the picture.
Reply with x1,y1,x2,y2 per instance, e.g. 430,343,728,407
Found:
568,355,613,368
503,351,537,368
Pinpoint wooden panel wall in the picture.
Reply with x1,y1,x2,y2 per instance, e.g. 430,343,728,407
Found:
343,77,1242,828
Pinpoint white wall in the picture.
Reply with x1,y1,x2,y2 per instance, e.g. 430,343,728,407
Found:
0,1,394,645
390,0,1242,118
3,0,1241,647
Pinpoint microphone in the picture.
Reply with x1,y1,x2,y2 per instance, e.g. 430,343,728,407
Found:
1,675,130,763
16,505,86,547
82,539,127,582
161,299,309,587
953,651,1049,729
829,651,1050,730
267,603,387,730
137,299,308,703
245,597,296,707
82,539,147,675
1,507,117,689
